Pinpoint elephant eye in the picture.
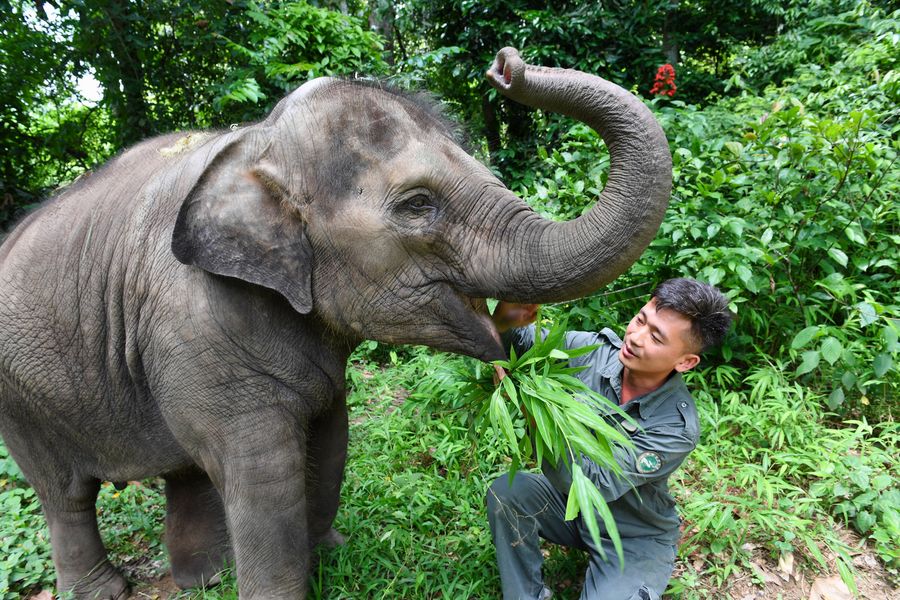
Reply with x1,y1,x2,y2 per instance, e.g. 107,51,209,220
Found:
403,195,432,211
396,193,437,217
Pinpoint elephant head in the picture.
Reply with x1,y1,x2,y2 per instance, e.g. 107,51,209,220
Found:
172,48,671,361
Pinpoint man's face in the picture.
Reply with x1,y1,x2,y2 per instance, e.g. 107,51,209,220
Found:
619,298,700,377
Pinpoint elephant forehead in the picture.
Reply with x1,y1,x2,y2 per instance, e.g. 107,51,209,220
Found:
303,87,460,182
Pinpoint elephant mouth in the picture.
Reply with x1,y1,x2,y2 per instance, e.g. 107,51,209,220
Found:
457,292,505,361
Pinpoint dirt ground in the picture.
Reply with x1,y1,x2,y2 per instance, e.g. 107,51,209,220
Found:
672,537,898,600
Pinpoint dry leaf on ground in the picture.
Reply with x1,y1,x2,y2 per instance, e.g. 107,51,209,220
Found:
808,575,853,600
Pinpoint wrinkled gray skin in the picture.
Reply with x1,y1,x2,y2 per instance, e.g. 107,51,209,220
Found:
0,48,670,599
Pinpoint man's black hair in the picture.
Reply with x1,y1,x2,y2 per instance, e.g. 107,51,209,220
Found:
651,278,733,353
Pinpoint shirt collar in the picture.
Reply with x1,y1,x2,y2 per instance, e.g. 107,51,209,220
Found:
594,327,685,417
609,361,685,419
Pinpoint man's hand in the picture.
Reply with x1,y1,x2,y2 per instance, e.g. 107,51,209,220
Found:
492,302,540,333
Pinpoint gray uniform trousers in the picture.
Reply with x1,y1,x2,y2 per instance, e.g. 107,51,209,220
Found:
487,472,676,600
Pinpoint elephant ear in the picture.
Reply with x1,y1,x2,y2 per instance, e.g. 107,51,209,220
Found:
171,140,314,314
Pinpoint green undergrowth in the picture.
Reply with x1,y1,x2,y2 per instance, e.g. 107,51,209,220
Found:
0,444,169,599
523,4,899,423
671,363,899,598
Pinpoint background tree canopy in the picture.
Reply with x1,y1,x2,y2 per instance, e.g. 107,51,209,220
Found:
0,1,897,598
1,0,863,222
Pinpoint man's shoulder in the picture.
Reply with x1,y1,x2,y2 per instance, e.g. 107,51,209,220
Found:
564,327,623,372
564,326,622,350
668,380,700,442
597,327,623,348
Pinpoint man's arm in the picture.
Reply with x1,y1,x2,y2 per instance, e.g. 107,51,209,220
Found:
542,427,696,502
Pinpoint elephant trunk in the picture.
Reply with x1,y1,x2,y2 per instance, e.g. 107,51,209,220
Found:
477,47,671,302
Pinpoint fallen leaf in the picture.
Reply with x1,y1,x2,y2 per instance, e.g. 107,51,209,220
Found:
852,553,878,570
778,551,794,581
750,560,782,586
808,575,852,600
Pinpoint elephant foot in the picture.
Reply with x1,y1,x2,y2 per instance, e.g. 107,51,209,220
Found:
313,527,346,550
170,547,229,590
164,470,232,589
58,559,130,600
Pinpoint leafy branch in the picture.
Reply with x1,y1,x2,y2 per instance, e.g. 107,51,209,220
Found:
457,315,635,560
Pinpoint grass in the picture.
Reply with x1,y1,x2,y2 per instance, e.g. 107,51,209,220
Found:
2,345,897,599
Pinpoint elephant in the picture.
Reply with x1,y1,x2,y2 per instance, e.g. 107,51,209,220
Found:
0,47,671,599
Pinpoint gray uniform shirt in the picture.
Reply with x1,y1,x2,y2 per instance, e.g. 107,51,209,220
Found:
503,324,699,544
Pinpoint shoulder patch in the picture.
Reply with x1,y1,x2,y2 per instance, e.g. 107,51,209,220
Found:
636,451,662,474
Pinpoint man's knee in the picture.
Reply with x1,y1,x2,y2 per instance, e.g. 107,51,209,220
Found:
486,475,515,511
627,584,661,600
487,472,545,515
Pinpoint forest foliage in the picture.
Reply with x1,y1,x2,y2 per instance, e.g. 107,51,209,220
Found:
0,0,897,598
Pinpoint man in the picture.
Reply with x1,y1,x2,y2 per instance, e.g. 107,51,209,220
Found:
486,278,733,600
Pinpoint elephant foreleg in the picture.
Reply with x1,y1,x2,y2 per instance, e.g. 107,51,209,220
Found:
306,397,349,550
164,469,232,589
213,420,310,599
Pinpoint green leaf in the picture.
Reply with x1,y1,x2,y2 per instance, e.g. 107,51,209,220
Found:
827,248,848,267
820,337,842,365
873,353,892,377
548,348,570,360
855,303,877,327
500,375,519,406
855,510,876,533
725,141,743,157
844,224,866,245
564,474,580,521
796,351,820,376
827,387,845,410
486,298,499,315
803,535,828,569
570,465,601,549
489,389,518,457
791,326,820,349
841,370,857,390
872,473,892,492
883,325,899,352
564,344,601,359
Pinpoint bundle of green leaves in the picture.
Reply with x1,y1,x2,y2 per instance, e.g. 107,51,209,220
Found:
454,313,634,559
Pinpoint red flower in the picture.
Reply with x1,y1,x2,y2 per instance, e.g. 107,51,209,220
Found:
650,64,676,97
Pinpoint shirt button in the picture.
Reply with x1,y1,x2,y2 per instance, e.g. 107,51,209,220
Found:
680,402,687,408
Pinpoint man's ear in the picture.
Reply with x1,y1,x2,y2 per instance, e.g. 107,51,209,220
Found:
674,353,701,373
171,140,314,314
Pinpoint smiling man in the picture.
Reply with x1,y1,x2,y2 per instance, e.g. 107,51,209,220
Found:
487,278,733,600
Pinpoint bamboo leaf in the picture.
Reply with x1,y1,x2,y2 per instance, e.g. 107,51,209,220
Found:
549,348,570,360
564,472,581,521
563,344,601,358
